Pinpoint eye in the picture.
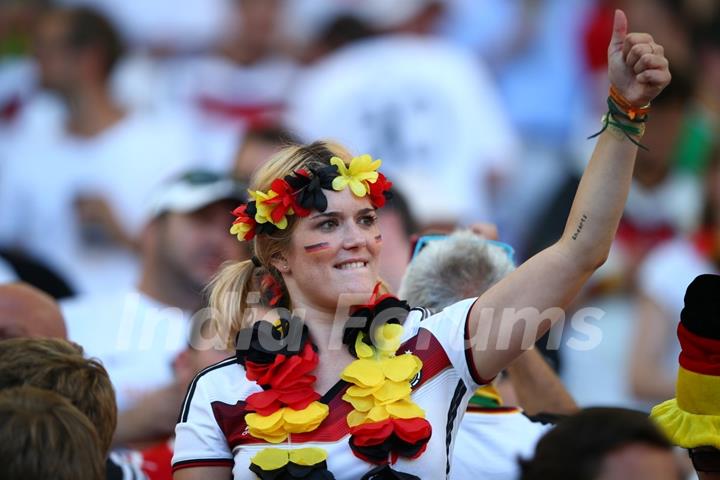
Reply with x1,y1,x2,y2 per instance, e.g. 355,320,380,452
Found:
358,214,378,227
317,219,339,232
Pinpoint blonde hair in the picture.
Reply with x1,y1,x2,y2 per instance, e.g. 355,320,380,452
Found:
209,141,354,349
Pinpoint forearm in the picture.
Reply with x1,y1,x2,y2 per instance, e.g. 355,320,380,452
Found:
557,128,638,271
505,348,578,415
113,383,183,446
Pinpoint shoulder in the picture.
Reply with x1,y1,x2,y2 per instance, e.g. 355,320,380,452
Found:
178,356,255,423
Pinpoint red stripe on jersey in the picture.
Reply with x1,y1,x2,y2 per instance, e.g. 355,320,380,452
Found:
211,328,451,447
172,458,233,471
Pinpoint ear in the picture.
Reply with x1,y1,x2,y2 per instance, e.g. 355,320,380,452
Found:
270,254,290,273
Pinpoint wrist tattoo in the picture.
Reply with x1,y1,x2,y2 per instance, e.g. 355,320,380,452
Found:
572,214,588,241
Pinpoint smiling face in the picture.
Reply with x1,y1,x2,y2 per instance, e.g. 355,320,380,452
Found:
279,188,382,311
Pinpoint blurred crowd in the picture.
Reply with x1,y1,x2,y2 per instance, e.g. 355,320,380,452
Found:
1,0,719,479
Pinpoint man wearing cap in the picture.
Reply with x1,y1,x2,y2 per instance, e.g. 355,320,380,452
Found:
650,274,720,479
61,170,247,445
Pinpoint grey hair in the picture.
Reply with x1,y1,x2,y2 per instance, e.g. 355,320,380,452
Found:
398,230,515,311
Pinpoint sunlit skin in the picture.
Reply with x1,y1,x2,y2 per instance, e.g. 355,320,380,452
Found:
280,188,382,315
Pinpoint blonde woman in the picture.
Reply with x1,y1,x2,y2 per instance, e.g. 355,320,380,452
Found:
173,11,670,480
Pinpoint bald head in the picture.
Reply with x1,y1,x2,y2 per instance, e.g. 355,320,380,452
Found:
0,284,66,339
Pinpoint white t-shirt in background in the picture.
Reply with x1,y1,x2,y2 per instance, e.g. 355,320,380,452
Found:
62,289,190,412
0,111,197,294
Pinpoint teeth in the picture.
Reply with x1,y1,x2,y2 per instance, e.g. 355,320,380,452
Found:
337,261,366,270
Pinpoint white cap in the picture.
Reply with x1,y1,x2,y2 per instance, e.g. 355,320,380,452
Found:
148,170,246,219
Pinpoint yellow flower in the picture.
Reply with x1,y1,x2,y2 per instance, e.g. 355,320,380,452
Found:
381,354,423,382
246,409,287,443
230,222,253,241
251,448,289,470
251,448,328,471
341,359,385,387
291,448,328,466
342,392,375,412
346,383,383,397
283,402,329,433
251,189,290,229
385,399,425,419
374,323,404,357
331,155,381,197
372,380,411,404
347,404,390,427
355,332,374,359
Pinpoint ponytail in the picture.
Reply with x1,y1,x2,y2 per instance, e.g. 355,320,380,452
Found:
208,259,257,350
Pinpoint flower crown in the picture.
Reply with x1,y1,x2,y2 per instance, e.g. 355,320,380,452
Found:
230,154,392,242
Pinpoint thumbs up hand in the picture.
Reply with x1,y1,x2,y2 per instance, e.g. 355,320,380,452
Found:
607,9,671,107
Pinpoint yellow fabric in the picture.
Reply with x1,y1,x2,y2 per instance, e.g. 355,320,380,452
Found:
677,366,720,415
651,398,720,449
245,402,330,443
251,447,327,470
342,392,375,412
330,155,380,197
341,359,384,387
385,399,425,419
372,380,411,404
251,448,290,470
375,324,403,357
381,355,422,382
474,384,504,406
355,332,374,359
290,448,328,466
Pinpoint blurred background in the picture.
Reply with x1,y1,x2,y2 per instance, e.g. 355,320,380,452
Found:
1,0,719,414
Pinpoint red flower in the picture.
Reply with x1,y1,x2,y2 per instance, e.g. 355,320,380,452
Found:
231,204,257,241
350,419,394,446
244,343,321,415
368,173,392,208
266,179,297,224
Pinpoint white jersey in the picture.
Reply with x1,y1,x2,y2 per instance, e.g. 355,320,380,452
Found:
452,407,551,480
173,299,483,479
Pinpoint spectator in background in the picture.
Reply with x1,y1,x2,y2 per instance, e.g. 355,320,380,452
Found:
0,6,198,295
0,337,145,479
650,274,720,480
399,230,577,480
631,148,720,404
377,187,418,292
520,407,679,480
286,0,519,228
147,0,298,170
62,170,247,443
0,283,67,339
0,385,105,480
0,338,117,457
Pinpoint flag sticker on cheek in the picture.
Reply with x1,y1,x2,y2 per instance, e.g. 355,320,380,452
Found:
375,235,383,243
304,242,331,253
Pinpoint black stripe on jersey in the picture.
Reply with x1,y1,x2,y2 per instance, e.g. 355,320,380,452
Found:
179,356,238,423
445,379,468,476
410,306,432,321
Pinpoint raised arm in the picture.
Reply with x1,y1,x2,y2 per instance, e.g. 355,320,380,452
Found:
468,10,671,380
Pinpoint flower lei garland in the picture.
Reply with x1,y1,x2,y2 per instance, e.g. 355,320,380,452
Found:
235,289,430,480
230,154,392,242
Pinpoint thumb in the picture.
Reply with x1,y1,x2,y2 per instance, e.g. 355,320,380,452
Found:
610,9,628,47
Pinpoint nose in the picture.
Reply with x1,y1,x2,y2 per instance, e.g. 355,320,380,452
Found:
341,223,368,251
